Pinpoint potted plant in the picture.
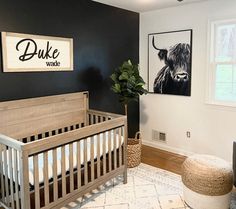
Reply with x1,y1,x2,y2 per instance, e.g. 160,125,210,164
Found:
110,60,147,167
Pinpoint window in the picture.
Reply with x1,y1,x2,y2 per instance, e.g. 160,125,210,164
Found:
208,19,236,106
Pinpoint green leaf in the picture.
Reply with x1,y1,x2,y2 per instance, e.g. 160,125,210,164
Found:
110,59,147,105
119,72,129,80
136,82,145,86
110,73,117,82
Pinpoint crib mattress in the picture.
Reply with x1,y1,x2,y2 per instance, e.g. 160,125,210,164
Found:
3,132,123,186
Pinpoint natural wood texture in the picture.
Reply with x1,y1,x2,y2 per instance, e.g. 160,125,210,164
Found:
91,136,95,182
14,150,20,209
77,141,81,188
61,145,66,197
103,132,106,176
0,92,127,209
141,145,186,175
0,92,86,139
44,151,49,206
52,148,58,202
23,116,125,155
69,143,74,192
108,131,112,172
3,147,9,206
34,155,40,209
97,134,101,178
123,121,128,183
8,148,14,209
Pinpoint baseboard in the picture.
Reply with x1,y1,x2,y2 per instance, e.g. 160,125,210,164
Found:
142,140,194,157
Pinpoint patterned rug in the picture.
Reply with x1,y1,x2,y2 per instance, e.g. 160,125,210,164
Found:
61,163,236,209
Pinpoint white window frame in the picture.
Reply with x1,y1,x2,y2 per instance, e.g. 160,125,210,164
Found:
206,18,236,107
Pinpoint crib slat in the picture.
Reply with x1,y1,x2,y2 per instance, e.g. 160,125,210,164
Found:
44,151,49,205
33,155,40,209
41,133,46,139
8,148,15,209
76,141,81,189
3,147,9,206
123,124,128,183
26,136,31,143
103,132,106,175
69,143,74,192
14,150,20,209
108,130,112,172
55,129,58,135
114,129,117,170
61,145,66,197
53,148,58,201
91,136,94,182
95,115,99,124
84,139,88,185
20,151,30,209
119,128,122,167
0,145,5,203
97,133,101,178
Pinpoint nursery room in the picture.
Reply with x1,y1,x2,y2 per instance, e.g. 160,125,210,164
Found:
0,0,236,208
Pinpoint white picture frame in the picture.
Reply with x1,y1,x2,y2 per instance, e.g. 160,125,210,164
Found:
1,32,73,72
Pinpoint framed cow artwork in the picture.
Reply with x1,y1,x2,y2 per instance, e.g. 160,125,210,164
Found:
148,29,192,96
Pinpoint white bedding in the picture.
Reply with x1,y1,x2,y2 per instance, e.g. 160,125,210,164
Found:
2,131,124,186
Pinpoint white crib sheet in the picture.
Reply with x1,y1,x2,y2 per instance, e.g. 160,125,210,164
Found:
3,131,124,186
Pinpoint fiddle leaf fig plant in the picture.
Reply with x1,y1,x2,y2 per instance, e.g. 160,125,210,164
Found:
110,60,147,116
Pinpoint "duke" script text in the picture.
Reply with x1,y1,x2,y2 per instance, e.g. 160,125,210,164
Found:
16,38,60,63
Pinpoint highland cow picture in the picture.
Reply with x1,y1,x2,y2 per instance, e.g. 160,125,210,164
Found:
148,30,192,96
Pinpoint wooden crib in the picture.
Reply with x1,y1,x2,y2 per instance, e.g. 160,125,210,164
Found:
0,91,127,209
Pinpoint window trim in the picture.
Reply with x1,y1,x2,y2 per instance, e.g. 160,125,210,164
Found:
206,18,236,107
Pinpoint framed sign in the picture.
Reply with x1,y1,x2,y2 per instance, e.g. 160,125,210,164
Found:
1,32,73,72
148,29,192,96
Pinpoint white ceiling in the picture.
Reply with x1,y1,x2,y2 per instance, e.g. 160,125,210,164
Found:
92,0,208,13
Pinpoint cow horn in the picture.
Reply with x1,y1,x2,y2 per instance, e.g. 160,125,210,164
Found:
152,36,162,51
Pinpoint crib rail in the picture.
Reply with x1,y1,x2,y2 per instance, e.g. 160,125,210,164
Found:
0,135,24,209
0,110,127,209
23,116,125,155
23,113,126,209
87,109,124,124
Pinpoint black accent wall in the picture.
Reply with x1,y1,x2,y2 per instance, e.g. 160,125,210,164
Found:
0,0,139,137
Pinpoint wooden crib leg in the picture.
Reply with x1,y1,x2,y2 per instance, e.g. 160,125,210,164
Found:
123,170,127,184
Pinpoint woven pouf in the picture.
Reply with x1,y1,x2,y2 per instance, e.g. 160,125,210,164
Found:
182,154,233,209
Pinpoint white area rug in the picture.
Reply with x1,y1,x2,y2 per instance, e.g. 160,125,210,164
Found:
61,163,236,209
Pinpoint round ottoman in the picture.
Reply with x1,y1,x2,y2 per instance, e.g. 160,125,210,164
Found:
182,154,233,209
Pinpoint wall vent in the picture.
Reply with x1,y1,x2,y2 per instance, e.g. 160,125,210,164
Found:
152,130,166,142
159,132,166,142
152,129,159,141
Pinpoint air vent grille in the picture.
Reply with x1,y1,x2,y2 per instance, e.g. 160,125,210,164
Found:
152,130,166,142
159,132,166,142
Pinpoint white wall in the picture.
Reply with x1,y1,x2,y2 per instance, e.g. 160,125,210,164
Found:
140,0,236,162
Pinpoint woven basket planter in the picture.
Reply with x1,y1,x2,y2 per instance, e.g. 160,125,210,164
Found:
127,132,141,168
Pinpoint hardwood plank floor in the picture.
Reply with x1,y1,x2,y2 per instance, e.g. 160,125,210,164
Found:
141,145,187,175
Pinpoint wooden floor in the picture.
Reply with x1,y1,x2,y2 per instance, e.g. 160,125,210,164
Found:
141,145,187,175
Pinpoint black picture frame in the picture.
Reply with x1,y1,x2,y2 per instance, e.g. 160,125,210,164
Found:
148,29,192,96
